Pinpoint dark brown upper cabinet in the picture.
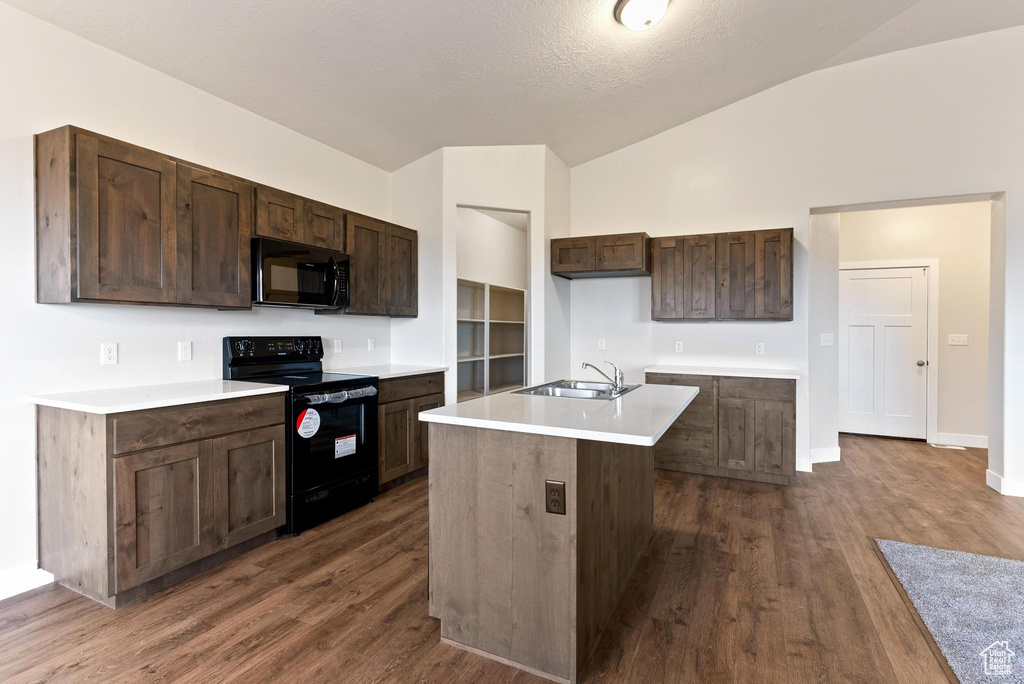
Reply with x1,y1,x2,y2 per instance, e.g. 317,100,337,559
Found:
753,228,793,319
551,233,650,279
176,165,252,308
305,199,345,250
255,185,304,243
716,231,756,320
650,235,716,321
345,213,388,316
37,127,178,305
385,223,418,317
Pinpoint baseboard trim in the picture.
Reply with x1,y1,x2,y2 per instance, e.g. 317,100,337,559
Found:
0,563,54,602
796,456,812,473
986,469,1024,497
810,446,841,464
934,432,988,449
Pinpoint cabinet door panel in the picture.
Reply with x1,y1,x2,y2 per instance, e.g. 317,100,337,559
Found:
346,213,388,315
595,233,648,271
379,400,414,484
412,393,444,469
755,229,793,319
255,186,304,242
213,425,286,548
717,398,755,471
650,237,683,320
386,224,418,317
683,234,716,319
755,401,795,476
305,199,345,250
551,237,596,273
716,232,756,320
77,133,177,303
176,165,252,308
114,442,215,591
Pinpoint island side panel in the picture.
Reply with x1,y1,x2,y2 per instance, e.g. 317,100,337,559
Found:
575,440,654,670
428,423,578,682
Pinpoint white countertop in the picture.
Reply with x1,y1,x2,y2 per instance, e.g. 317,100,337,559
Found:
419,383,699,447
645,364,801,380
325,364,448,380
25,379,288,415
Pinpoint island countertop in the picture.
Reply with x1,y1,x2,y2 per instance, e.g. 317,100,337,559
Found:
418,382,698,446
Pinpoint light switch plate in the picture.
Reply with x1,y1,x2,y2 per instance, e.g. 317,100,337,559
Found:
334,339,344,353
177,341,193,362
367,338,375,352
755,342,765,355
100,342,118,365
948,334,968,346
820,333,834,347
598,338,606,351
674,341,684,353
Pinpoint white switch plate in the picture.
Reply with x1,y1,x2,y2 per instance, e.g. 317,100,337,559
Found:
598,338,606,351
100,342,118,365
367,338,375,352
177,341,193,362
674,341,684,353
948,334,968,346
755,342,765,355
334,339,344,353
820,333,834,347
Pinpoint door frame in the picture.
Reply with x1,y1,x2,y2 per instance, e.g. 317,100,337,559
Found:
839,258,940,444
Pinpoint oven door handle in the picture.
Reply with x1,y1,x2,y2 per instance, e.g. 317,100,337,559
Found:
302,386,377,405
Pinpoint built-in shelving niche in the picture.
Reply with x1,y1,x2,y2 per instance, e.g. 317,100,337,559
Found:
457,280,526,402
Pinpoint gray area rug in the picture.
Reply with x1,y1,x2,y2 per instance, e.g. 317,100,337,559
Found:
876,539,1024,683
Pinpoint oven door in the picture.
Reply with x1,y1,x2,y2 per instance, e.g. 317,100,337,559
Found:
254,238,347,309
290,386,378,494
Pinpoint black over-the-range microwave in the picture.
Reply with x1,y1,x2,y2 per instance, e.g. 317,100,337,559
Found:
252,237,349,310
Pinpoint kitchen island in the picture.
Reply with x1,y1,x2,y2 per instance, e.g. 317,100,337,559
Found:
419,382,698,683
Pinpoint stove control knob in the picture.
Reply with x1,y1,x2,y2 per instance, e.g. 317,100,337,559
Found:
234,340,247,354
295,340,306,353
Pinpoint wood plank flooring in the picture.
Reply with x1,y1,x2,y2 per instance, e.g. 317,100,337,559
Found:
1,435,1020,683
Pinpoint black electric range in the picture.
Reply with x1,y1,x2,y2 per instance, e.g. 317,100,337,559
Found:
224,336,379,534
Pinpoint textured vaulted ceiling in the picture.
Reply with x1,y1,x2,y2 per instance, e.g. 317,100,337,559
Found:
7,0,1024,170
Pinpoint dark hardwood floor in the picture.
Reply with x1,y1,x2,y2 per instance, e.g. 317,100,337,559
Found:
1,435,1018,683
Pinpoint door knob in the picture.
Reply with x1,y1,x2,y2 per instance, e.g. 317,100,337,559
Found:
917,360,926,367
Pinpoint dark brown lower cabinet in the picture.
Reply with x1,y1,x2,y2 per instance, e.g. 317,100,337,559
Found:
647,372,796,484
377,373,445,488
38,395,286,608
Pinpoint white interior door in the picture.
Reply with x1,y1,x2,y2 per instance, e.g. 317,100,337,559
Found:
839,267,928,438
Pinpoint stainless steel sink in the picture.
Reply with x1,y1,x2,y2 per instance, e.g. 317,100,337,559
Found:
514,379,640,400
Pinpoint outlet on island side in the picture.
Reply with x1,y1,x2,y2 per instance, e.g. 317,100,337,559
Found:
545,480,566,515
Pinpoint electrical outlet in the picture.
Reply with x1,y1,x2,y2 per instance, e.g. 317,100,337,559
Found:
100,342,118,366
820,333,834,347
334,339,344,353
598,338,606,351
674,340,684,353
367,338,375,352
948,334,968,346
177,341,193,362
545,480,566,515
755,342,765,355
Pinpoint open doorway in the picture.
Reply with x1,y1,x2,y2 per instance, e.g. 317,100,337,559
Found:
454,207,529,402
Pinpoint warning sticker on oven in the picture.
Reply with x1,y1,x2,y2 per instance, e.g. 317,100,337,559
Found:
295,408,321,438
335,435,357,458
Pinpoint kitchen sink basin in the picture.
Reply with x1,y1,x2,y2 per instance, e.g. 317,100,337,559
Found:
514,379,640,400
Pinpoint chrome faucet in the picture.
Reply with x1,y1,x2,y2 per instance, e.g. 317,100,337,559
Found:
582,361,625,394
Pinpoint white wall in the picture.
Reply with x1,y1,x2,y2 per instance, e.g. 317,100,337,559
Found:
569,25,1024,486
839,201,991,443
456,208,527,290
0,3,394,588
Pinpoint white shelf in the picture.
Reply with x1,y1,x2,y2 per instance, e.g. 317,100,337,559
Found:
489,352,524,360
458,355,485,363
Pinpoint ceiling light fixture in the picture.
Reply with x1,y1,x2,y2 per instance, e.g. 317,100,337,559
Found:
614,0,670,32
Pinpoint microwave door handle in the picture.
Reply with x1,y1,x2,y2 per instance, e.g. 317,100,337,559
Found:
329,257,342,307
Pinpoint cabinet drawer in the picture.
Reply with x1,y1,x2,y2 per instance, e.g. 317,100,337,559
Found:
379,372,444,404
645,373,714,393
718,377,795,403
112,395,285,455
